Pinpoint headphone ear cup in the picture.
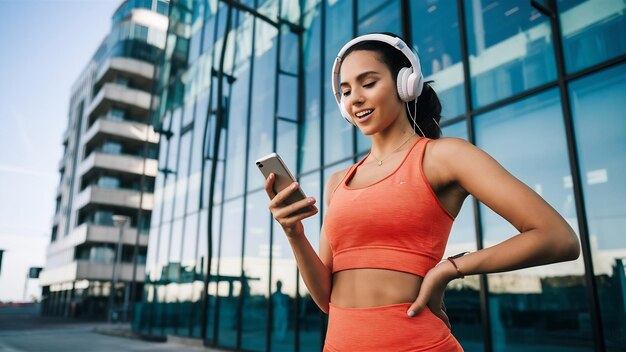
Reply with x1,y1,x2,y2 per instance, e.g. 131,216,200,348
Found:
397,67,411,102
406,72,418,101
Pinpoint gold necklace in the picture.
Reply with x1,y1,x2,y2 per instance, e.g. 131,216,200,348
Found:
370,133,414,166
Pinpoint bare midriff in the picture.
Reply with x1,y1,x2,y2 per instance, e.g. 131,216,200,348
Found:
330,268,423,308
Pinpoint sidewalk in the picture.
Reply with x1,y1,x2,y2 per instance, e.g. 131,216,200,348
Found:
0,305,226,352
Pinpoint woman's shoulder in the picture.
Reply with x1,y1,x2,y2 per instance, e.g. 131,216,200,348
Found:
323,166,351,206
425,136,475,161
422,137,477,187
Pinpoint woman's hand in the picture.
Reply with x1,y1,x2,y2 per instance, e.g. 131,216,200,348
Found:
265,173,319,239
406,260,459,330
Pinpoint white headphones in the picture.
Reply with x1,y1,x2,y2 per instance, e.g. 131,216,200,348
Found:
331,34,424,126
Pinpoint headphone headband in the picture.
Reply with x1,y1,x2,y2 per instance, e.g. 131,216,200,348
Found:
331,33,423,124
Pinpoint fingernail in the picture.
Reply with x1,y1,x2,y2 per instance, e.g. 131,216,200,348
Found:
407,310,415,317
292,182,299,190
308,197,315,203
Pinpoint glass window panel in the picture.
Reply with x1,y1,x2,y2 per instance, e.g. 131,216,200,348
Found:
440,122,484,350
174,131,192,219
569,62,626,350
356,0,400,36
559,0,626,74
161,175,175,223
324,0,354,165
202,9,217,55
146,226,161,283
224,32,252,199
475,89,592,351
297,171,323,352
279,26,298,75
302,6,322,173
241,191,271,351
278,74,298,119
169,218,183,264
168,107,181,174
258,0,279,20
182,212,199,265
246,20,278,192
357,0,389,19
465,1,557,108
281,0,300,23
270,221,297,349
182,100,195,128
216,199,244,349
188,21,204,65
152,172,164,228
410,0,465,120
277,120,298,175
156,222,171,283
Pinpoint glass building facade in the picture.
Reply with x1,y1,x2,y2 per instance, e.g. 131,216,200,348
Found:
135,1,626,351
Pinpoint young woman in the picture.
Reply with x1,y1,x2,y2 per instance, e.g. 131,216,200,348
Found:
263,33,580,351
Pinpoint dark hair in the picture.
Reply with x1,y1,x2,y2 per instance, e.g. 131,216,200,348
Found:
341,33,442,139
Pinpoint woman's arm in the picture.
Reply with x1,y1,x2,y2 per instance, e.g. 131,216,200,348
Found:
439,137,580,276
265,171,342,314
407,137,580,321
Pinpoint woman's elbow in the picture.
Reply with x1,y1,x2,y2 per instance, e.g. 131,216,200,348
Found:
556,229,580,262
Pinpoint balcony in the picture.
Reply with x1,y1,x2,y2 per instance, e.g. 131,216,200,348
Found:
75,186,153,211
58,157,66,172
78,152,157,178
86,83,151,120
95,57,154,91
83,118,159,146
57,222,149,248
39,261,146,286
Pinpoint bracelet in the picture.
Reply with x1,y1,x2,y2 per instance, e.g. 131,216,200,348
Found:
446,251,469,279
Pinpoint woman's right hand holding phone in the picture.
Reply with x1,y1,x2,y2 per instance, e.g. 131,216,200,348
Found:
265,173,319,239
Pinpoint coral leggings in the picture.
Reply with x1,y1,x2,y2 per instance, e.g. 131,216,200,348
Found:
323,302,463,352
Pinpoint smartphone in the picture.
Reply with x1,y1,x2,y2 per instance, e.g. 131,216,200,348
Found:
255,153,315,216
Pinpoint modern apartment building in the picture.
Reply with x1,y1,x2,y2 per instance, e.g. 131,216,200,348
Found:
39,0,169,320
136,0,626,351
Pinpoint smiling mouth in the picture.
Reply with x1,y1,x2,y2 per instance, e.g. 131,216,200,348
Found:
355,109,374,119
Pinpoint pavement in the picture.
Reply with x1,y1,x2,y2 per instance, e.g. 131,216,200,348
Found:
0,305,225,351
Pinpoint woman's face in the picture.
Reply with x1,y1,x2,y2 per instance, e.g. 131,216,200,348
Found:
339,50,405,135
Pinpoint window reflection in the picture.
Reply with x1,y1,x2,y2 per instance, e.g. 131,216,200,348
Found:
356,0,400,36
410,0,465,120
246,20,278,192
242,191,271,351
302,6,322,173
298,171,323,352
216,199,244,349
465,1,557,108
475,89,592,351
558,0,626,73
569,62,626,350
324,0,354,165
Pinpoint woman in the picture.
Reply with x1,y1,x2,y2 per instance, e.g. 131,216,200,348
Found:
263,33,580,351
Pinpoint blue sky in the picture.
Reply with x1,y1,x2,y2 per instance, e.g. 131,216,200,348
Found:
0,0,123,301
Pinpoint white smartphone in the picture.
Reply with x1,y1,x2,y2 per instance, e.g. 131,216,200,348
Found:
255,153,315,216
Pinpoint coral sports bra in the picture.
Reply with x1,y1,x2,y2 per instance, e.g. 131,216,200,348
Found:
323,137,455,277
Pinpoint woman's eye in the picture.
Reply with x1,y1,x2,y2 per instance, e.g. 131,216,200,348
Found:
342,91,351,97
364,81,376,88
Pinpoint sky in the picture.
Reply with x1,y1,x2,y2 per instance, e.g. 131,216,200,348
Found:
0,0,123,302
